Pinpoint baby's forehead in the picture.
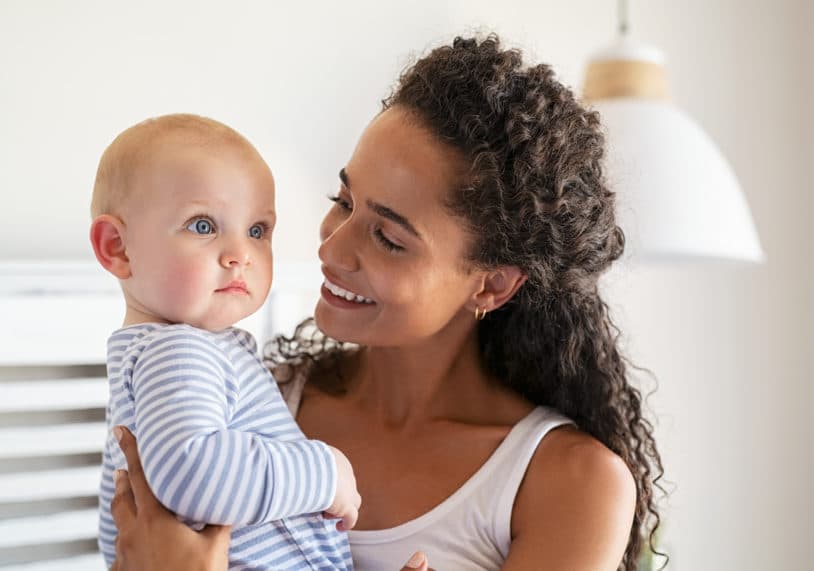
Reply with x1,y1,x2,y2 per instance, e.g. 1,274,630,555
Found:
115,113,252,158
116,127,270,193
130,131,272,197
93,114,270,219
128,122,254,161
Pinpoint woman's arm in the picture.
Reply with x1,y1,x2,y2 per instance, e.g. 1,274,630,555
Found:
110,426,432,571
504,426,636,570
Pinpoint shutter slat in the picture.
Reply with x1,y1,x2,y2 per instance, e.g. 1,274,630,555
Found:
0,379,108,412
4,553,105,571
0,509,98,549
0,466,101,503
0,423,107,459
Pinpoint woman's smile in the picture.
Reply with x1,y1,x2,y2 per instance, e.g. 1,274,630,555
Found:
321,276,376,307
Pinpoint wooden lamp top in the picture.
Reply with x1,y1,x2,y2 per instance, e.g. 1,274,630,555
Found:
582,40,671,101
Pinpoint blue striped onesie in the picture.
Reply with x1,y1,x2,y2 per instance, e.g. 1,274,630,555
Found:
98,323,353,570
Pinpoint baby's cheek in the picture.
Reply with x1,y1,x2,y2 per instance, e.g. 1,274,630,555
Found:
161,259,210,311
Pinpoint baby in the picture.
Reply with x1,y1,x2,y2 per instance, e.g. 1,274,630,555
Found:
89,114,359,570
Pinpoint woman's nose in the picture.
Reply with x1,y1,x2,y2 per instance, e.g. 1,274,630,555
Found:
318,218,359,272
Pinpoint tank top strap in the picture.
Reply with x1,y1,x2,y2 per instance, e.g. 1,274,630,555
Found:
491,406,574,559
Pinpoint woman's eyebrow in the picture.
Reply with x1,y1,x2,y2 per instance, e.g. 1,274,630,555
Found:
366,200,421,239
339,168,351,188
339,168,422,239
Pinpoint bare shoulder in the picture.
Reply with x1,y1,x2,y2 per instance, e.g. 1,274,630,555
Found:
505,425,636,570
529,425,635,499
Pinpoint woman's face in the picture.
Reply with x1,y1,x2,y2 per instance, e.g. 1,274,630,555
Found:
315,107,485,347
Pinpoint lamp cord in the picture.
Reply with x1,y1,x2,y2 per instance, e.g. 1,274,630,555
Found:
618,0,629,37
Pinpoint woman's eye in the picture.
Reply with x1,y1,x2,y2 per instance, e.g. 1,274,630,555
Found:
186,218,215,235
374,229,404,253
248,224,266,239
328,194,352,212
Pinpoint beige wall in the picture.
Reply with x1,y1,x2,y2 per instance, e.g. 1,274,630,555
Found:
799,0,814,560
605,2,811,569
1,1,810,569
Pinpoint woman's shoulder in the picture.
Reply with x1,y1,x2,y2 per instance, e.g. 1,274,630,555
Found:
509,425,636,563
534,427,634,493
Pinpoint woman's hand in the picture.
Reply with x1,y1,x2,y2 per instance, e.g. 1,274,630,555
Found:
400,551,435,571
109,426,231,571
110,425,428,571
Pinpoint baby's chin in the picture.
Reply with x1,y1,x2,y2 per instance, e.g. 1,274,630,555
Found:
186,317,242,333
179,300,265,333
126,297,256,333
187,309,258,334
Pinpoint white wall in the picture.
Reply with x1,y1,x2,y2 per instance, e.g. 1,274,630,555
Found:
0,0,461,262
1,1,811,569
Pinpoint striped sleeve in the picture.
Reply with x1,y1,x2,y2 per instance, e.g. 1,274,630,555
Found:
130,328,337,526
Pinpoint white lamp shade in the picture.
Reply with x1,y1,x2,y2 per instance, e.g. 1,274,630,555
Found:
594,98,765,263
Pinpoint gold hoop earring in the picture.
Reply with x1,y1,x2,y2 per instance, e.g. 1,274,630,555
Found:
475,307,487,321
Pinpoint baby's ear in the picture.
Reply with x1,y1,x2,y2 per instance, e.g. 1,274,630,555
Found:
90,215,131,279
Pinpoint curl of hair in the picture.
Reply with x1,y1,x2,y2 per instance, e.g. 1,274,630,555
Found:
268,34,665,570
266,318,350,394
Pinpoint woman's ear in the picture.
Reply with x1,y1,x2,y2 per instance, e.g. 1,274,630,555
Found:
471,266,527,313
90,215,131,280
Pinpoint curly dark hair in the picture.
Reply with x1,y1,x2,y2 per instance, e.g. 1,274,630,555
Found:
269,34,665,570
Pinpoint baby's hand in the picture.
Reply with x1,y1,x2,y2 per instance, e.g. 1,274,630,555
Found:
324,446,361,531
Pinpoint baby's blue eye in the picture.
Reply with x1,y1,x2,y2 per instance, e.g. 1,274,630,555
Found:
248,224,265,239
187,218,214,235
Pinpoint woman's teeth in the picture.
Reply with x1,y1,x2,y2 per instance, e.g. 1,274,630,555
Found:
324,279,375,304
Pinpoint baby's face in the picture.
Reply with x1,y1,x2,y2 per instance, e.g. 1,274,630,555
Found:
120,143,276,332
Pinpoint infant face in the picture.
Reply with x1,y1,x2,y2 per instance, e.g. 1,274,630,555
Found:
120,143,277,332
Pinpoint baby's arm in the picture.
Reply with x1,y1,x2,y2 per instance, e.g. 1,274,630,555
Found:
130,328,337,526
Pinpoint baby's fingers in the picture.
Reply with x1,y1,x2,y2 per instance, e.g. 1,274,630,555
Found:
322,502,359,532
337,505,359,532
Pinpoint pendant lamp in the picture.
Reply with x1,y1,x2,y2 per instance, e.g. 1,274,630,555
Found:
582,1,764,262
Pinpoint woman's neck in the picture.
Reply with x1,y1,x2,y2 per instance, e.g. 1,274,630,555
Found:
346,328,524,430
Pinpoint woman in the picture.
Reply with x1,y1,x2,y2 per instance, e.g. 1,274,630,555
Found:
109,35,664,570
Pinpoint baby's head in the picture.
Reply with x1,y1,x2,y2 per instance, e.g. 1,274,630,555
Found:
90,113,276,332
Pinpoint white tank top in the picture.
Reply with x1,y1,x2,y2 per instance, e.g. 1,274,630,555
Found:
278,366,573,571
